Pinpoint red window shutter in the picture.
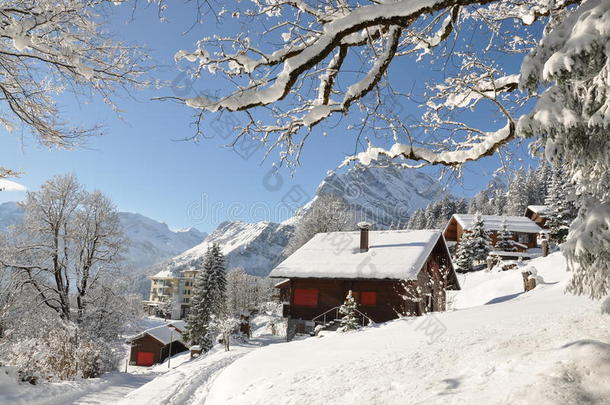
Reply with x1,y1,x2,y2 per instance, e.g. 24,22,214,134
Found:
360,292,377,306
293,289,318,307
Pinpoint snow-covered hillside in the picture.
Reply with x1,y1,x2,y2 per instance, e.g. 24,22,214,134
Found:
125,253,608,405
153,221,294,278
156,165,443,277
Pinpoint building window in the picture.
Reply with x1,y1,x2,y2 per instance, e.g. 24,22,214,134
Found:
293,289,318,307
518,233,529,243
360,292,377,306
183,297,190,303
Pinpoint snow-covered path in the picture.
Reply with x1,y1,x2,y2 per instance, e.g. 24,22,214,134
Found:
68,373,157,405
118,336,285,405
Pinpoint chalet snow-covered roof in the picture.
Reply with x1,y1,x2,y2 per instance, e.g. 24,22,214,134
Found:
132,322,185,346
269,230,444,280
526,205,549,214
451,214,543,234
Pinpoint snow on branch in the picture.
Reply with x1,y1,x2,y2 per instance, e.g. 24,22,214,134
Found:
0,0,150,173
169,0,581,167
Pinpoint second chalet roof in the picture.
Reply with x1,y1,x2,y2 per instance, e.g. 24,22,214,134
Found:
451,214,543,233
526,205,549,214
131,321,186,345
269,230,443,280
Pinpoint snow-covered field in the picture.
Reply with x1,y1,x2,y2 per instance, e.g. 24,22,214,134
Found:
2,253,608,404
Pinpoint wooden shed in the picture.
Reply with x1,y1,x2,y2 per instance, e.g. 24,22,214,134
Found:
443,214,543,251
270,228,460,339
129,321,188,366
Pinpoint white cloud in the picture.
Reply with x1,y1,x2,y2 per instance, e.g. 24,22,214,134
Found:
0,179,26,192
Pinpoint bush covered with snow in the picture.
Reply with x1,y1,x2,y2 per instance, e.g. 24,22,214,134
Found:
3,322,119,382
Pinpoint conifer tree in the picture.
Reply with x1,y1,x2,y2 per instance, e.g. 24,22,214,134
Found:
185,246,216,350
505,170,529,216
184,243,227,350
208,243,227,315
469,213,492,262
338,290,360,332
454,232,476,273
496,217,516,252
406,209,426,230
544,168,577,244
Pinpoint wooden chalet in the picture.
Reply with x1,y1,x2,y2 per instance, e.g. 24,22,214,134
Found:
524,205,549,228
270,225,460,339
443,214,543,251
128,321,188,366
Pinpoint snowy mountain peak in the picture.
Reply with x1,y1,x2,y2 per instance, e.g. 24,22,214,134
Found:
158,165,444,278
312,165,444,228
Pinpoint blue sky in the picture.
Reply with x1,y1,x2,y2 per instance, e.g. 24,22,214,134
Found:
0,3,539,232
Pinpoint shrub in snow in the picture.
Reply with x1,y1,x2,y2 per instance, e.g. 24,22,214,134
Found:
338,291,360,332
3,322,116,382
209,315,241,352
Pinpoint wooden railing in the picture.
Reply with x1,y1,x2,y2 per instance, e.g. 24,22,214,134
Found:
311,306,374,328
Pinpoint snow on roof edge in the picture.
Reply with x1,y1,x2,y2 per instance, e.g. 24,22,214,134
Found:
269,229,443,280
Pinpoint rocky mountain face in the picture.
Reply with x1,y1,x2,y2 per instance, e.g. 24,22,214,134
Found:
313,165,444,229
156,165,445,278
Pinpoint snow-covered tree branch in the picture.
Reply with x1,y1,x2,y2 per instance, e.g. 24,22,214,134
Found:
169,0,579,167
0,0,150,175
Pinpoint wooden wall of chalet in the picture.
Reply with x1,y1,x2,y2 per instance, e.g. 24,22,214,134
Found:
283,237,454,323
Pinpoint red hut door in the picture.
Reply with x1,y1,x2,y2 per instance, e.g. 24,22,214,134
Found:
136,351,155,366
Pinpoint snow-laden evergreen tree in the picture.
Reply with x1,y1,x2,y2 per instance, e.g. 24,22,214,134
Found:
185,246,215,350
517,1,610,300
409,197,468,230
454,232,476,273
406,208,426,230
505,170,530,216
544,167,577,245
496,217,516,252
338,290,360,332
208,243,227,314
469,213,492,262
185,243,227,350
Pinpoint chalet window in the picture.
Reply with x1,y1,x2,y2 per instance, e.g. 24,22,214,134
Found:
518,233,528,243
360,292,377,306
183,297,190,303
293,288,318,307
